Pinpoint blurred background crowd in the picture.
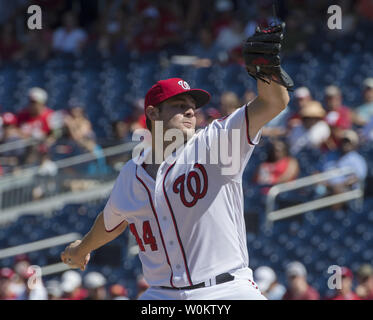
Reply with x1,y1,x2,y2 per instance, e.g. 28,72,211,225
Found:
1,254,373,300
0,253,147,300
1,0,373,300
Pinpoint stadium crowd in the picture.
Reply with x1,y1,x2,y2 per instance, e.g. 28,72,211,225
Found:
1,0,373,171
1,0,373,300
0,253,148,300
1,81,371,201
1,0,372,60
1,253,373,300
0,0,372,179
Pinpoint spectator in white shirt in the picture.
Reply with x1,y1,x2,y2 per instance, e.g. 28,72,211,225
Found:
52,12,87,55
254,266,286,300
353,78,373,126
321,130,367,193
215,20,246,52
288,101,330,155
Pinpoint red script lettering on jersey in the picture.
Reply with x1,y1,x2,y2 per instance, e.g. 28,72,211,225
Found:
172,163,208,207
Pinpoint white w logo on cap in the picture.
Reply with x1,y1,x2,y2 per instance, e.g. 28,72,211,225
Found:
178,80,190,90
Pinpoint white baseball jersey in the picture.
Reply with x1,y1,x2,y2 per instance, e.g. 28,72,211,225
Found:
103,103,261,288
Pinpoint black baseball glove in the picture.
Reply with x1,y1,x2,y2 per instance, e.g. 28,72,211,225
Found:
242,22,294,90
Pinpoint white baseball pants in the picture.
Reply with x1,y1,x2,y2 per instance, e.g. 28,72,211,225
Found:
138,268,267,300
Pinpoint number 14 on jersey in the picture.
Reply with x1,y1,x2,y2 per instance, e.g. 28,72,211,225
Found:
129,221,158,252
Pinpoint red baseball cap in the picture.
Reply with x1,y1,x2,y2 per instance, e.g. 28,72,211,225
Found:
0,267,15,279
1,112,17,126
14,253,30,263
341,267,353,279
144,78,210,111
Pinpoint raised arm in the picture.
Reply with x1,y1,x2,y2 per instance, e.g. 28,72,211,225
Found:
61,211,128,271
242,22,293,139
247,80,289,140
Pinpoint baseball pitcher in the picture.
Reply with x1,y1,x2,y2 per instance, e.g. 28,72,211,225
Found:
61,23,293,300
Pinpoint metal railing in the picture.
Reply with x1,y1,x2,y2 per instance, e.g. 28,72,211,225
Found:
0,141,138,210
0,137,40,153
0,233,81,259
265,167,365,228
0,233,82,276
0,181,114,225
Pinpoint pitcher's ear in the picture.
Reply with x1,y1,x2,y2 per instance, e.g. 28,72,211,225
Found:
145,105,160,121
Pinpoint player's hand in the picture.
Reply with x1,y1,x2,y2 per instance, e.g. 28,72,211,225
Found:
60,240,91,271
